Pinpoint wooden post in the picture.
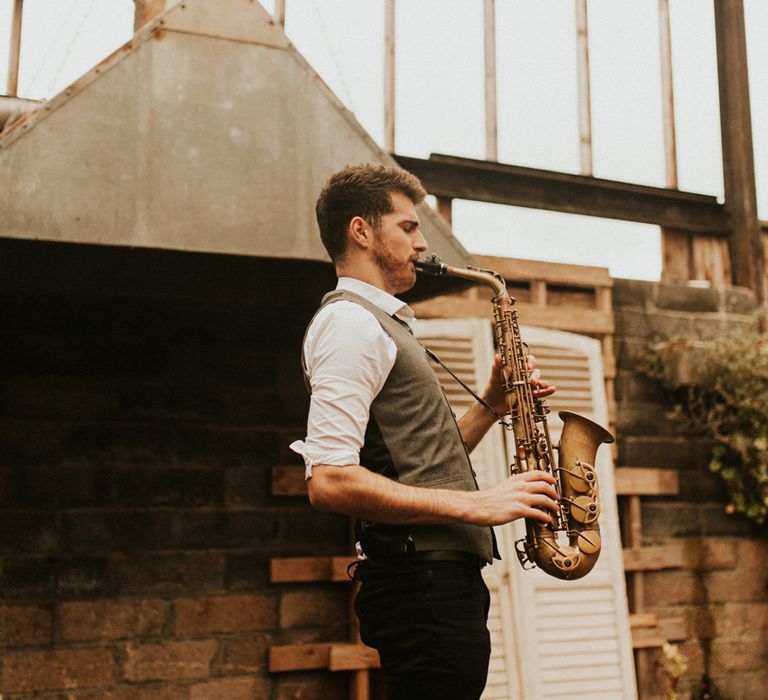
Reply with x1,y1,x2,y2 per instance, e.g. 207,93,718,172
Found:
484,0,498,161
658,0,678,189
436,196,453,226
575,0,593,176
133,0,167,31
713,0,765,307
384,0,396,152
274,0,286,27
6,0,24,97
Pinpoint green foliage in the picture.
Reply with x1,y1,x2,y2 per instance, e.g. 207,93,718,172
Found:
643,327,768,527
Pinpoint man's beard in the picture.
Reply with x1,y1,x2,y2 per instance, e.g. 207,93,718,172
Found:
372,236,415,293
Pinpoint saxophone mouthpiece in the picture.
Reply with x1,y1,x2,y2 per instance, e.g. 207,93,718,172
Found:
414,254,447,275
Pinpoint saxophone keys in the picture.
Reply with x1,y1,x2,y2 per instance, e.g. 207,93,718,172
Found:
569,495,600,525
562,459,597,494
575,528,601,555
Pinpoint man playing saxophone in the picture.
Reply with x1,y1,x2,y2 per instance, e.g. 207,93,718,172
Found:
291,163,558,700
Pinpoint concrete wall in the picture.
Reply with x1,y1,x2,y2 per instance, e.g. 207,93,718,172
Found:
0,240,351,699
613,278,768,699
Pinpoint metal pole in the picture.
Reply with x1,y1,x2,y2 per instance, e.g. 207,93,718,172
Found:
713,0,765,308
484,0,498,161
384,0,396,152
658,0,678,189
7,0,24,97
575,0,593,176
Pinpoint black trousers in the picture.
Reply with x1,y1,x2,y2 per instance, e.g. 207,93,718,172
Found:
353,556,491,700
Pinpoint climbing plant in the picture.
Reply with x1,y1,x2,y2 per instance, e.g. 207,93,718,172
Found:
641,326,768,527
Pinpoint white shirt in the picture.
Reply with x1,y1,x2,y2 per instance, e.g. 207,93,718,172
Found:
290,277,416,479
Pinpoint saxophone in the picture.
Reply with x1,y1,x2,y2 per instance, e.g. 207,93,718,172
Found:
415,255,613,580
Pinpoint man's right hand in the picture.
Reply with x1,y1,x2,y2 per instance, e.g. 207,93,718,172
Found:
471,470,559,526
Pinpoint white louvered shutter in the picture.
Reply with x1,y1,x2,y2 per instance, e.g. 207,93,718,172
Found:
414,319,636,700
414,318,524,700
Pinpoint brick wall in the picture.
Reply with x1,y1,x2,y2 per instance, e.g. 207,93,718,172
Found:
613,278,768,699
0,241,350,699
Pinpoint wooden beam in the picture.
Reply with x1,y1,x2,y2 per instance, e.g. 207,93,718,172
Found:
475,255,612,288
384,0,396,152
622,544,685,572
575,0,593,175
413,297,613,336
629,612,658,629
133,0,167,30
714,0,766,305
7,0,23,97
658,0,678,189
483,0,498,160
270,643,330,672
271,465,306,497
269,643,380,672
394,153,727,234
270,556,356,583
329,644,380,672
615,467,679,496
631,615,687,649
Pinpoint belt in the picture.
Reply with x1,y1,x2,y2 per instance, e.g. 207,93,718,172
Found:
407,550,484,568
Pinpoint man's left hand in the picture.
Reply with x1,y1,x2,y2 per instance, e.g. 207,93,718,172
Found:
482,353,557,416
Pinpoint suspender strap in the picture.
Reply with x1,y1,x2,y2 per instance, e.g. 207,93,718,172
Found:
421,344,513,430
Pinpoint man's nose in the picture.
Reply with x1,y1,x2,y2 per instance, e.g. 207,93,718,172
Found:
414,229,428,252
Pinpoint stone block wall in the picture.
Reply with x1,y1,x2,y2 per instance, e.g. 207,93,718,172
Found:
613,278,768,699
0,245,350,699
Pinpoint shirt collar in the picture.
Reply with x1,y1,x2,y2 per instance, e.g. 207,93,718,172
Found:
337,277,415,328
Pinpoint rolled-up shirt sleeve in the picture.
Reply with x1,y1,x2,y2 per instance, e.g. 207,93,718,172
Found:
290,301,396,479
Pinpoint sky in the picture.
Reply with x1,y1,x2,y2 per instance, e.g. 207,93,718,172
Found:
1,0,766,280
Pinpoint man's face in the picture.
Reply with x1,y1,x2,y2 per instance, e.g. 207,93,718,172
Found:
370,192,428,295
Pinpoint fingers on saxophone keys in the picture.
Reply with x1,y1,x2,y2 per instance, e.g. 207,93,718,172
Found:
520,469,556,485
529,492,559,514
529,504,558,524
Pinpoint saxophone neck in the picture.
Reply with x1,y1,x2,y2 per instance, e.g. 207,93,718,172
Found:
415,255,511,301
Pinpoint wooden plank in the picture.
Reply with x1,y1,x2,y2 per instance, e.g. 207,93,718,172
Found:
714,0,765,303
622,544,685,572
395,153,728,234
691,235,732,287
270,556,356,583
269,643,379,672
269,643,331,672
384,0,395,151
629,612,659,628
436,196,453,226
662,228,692,282
476,254,612,288
575,0,593,175
615,467,679,496
271,465,306,497
7,0,24,97
412,296,613,335
329,644,381,671
483,0,498,160
631,616,687,649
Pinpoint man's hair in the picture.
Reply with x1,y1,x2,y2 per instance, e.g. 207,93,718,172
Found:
315,163,427,262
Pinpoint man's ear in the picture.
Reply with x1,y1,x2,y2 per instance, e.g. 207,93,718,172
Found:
348,216,372,249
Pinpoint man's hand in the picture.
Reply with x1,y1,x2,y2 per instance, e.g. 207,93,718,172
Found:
527,353,557,399
472,469,559,526
481,353,557,415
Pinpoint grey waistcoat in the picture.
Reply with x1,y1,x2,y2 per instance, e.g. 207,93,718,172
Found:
303,289,494,563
